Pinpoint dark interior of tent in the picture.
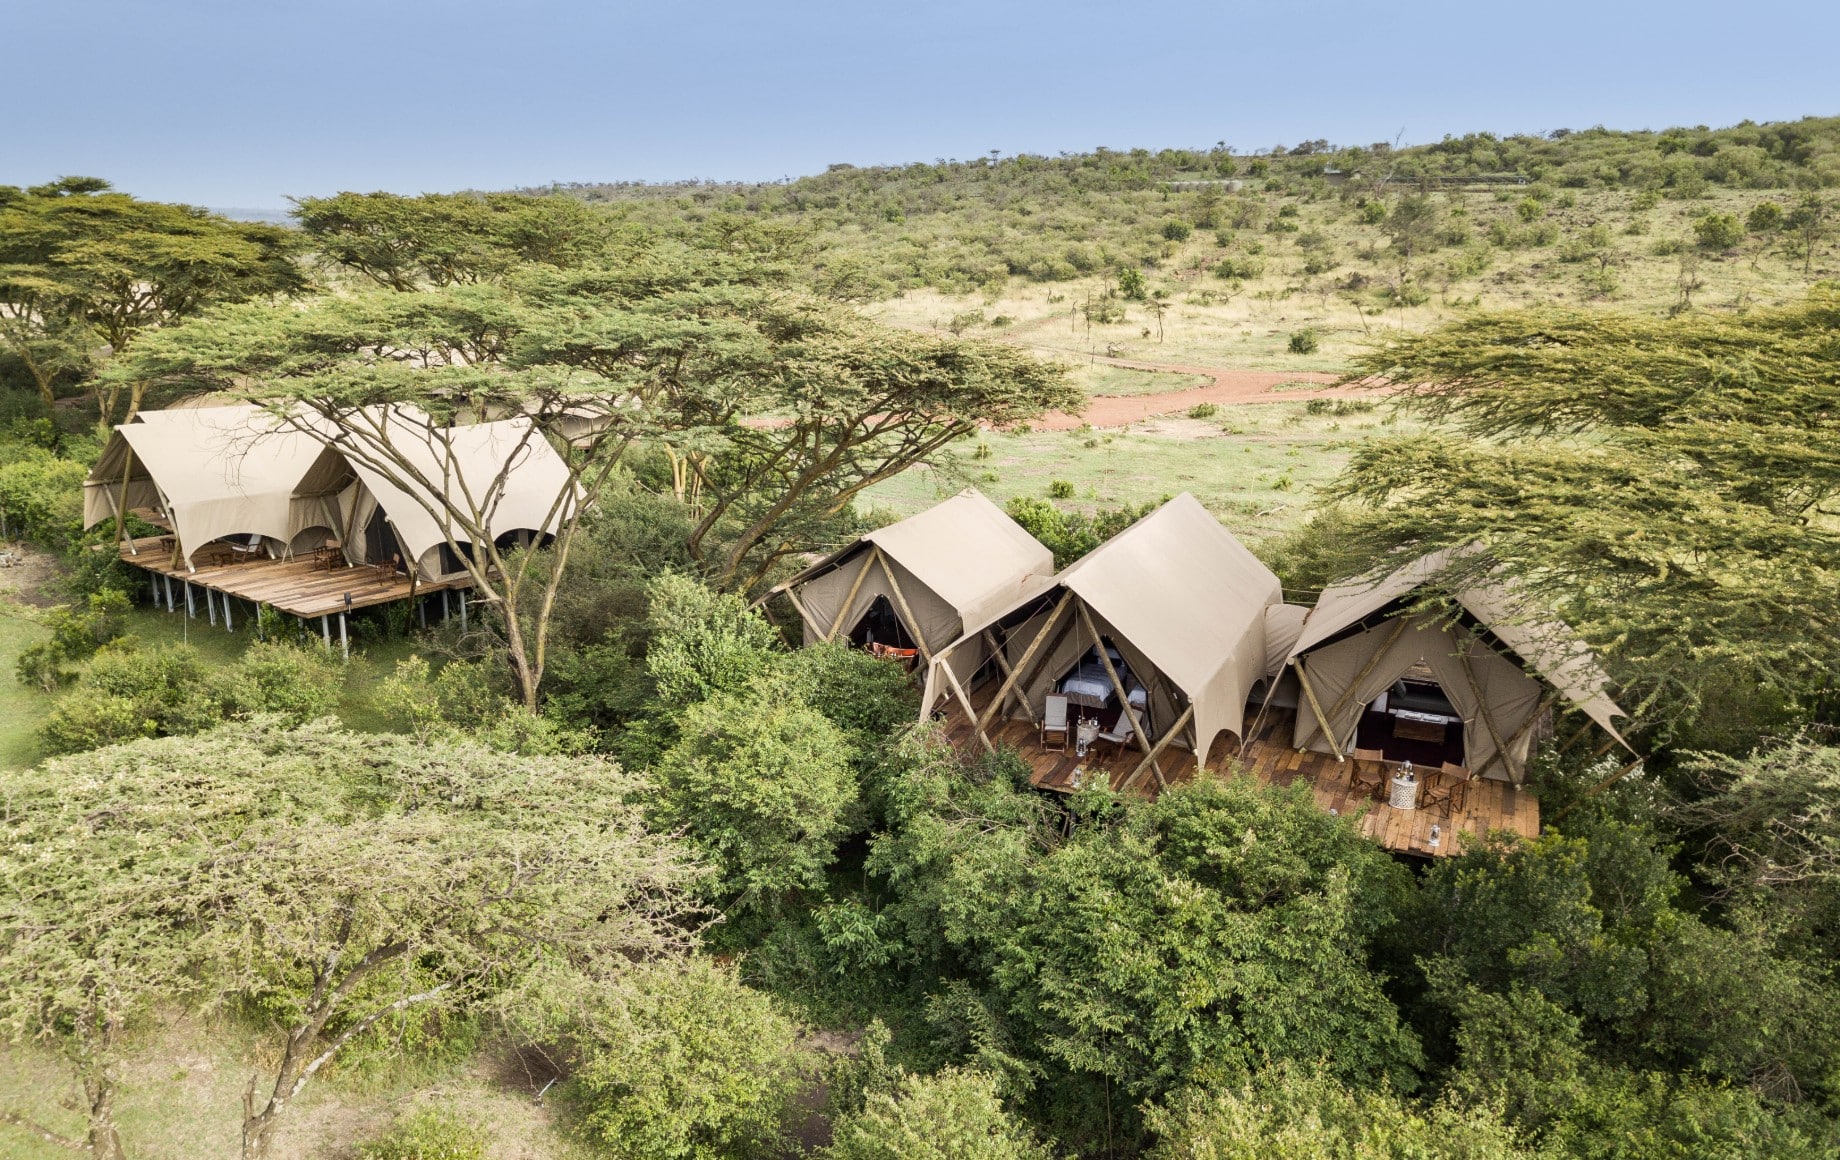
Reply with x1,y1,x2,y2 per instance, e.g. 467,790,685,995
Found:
1353,669,1468,767
848,594,918,651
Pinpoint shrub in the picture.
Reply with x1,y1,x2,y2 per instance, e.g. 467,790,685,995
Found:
1288,329,1320,354
1747,200,1784,234
357,1106,487,1160
1186,402,1219,419
1693,212,1743,251
1046,479,1075,499
824,1068,1050,1160
1212,255,1265,280
1116,266,1147,300
569,958,805,1160
1160,220,1192,242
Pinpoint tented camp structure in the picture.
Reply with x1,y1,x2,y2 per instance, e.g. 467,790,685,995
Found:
776,489,1056,675
1268,550,1629,784
89,405,577,643
922,493,1283,790
85,405,344,570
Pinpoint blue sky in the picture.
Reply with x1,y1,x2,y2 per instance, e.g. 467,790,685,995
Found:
8,0,1838,208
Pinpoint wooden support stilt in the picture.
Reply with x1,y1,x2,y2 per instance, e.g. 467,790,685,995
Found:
442,589,451,621
459,593,467,630
339,611,349,662
184,582,195,619
875,551,934,662
321,614,331,649
417,595,427,629
206,588,216,627
980,628,1037,726
223,595,233,633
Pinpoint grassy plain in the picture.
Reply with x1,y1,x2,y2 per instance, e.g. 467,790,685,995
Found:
866,187,1828,377
862,400,1410,543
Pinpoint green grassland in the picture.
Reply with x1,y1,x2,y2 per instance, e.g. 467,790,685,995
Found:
0,608,53,770
862,400,1410,543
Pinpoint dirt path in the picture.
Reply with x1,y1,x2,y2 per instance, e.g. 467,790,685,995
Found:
1036,354,1383,430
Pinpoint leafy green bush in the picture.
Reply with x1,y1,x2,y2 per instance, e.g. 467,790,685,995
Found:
1747,200,1785,234
1288,328,1320,354
357,1106,487,1160
0,444,88,548
567,958,805,1159
824,1068,1050,1160
1186,402,1219,419
1116,267,1147,300
14,588,130,691
1160,220,1191,242
1045,479,1075,499
1693,211,1744,250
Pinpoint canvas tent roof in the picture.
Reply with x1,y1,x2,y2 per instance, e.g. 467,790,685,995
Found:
1287,548,1629,748
84,405,337,569
1057,493,1281,757
785,489,1055,652
925,493,1282,767
324,410,578,574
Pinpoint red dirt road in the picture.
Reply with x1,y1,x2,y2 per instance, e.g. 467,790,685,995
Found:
1036,354,1384,431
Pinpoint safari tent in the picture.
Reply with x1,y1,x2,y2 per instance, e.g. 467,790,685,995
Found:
84,405,346,569
1269,550,1629,783
85,405,578,582
775,489,1056,677
313,410,577,582
921,493,1283,789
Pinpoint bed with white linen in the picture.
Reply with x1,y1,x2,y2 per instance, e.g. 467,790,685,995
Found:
1058,664,1148,711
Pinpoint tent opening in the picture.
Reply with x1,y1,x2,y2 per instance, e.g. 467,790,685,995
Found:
364,507,401,570
1049,642,1150,738
1352,666,1467,767
847,595,917,652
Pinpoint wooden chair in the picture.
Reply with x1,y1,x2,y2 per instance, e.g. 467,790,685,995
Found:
1423,762,1473,818
227,533,265,563
1040,694,1070,753
1350,747,1388,801
1094,713,1136,764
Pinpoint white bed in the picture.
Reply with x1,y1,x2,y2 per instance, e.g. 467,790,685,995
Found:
1058,664,1148,710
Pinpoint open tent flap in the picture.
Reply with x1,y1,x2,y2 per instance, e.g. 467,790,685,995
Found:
1292,616,1546,781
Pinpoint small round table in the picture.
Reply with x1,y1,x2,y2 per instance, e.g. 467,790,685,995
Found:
1389,774,1420,810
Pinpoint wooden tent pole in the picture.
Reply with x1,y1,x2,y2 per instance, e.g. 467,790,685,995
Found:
937,661,993,755
1298,616,1411,754
1474,688,1561,782
1077,603,1159,767
1292,658,1345,761
781,585,819,640
1455,634,1513,778
1549,756,1647,825
874,550,934,662
113,448,136,552
1122,703,1194,793
974,593,1073,738
981,629,1038,726
824,546,876,642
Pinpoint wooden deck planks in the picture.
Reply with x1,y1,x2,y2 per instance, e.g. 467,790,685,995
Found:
936,686,1539,859
117,536,467,619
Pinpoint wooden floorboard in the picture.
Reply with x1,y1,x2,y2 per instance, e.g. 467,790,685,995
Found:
117,535,467,619
939,683,1540,859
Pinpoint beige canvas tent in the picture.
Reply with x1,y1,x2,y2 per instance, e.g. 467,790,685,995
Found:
776,490,1056,684
1270,550,1630,783
84,405,345,569
921,493,1283,789
85,405,578,581
313,410,578,582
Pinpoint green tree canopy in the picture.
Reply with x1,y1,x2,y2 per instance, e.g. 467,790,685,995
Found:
1336,289,1840,748
0,178,303,418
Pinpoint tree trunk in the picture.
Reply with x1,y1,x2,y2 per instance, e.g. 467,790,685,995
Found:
84,1074,125,1160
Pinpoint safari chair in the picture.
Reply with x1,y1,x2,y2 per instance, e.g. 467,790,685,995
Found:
227,533,265,563
1094,713,1137,765
1422,762,1473,818
1350,747,1388,801
1040,694,1070,753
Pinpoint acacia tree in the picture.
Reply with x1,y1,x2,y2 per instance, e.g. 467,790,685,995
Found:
0,177,303,419
112,229,1076,704
0,721,701,1160
1334,291,1840,747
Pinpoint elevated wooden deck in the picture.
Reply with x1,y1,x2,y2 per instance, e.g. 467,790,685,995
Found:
116,535,466,620
939,688,1539,858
